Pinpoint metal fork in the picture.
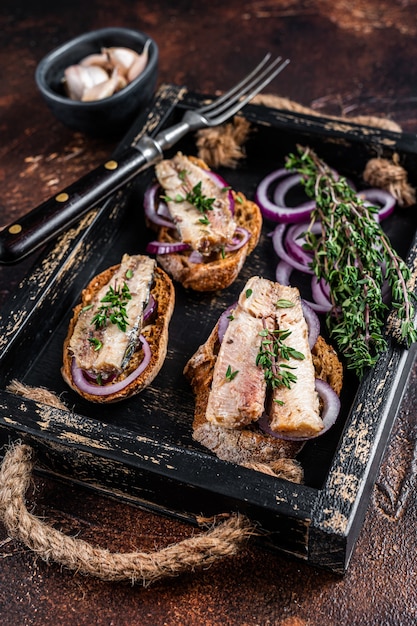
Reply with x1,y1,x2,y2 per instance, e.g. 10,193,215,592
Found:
152,54,289,151
0,54,289,263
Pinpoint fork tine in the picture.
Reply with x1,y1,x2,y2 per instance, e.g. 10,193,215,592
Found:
198,53,273,115
201,56,290,125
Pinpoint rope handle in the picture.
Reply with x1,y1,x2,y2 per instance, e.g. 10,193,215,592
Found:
0,442,255,586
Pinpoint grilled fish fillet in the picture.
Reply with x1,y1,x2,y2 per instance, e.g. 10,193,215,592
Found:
268,286,323,437
155,152,236,254
69,254,156,376
206,277,281,427
206,276,322,436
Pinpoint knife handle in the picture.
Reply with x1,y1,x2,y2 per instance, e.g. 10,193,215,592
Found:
0,136,162,264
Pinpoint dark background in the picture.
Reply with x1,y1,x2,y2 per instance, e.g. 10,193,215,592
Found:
1,1,417,624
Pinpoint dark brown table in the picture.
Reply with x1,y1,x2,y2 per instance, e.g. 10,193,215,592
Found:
1,1,417,624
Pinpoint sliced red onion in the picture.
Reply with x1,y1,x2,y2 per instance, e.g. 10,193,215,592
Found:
255,168,315,223
358,188,396,221
144,183,176,228
71,334,152,396
272,224,314,274
301,299,321,349
225,226,251,252
217,302,238,343
188,250,205,264
143,294,156,322
272,172,315,216
258,378,341,441
311,276,332,311
146,240,190,255
275,259,293,286
206,170,235,215
275,260,332,313
285,223,314,265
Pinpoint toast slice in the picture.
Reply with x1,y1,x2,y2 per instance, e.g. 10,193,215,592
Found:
150,156,263,292
184,313,343,476
62,259,174,403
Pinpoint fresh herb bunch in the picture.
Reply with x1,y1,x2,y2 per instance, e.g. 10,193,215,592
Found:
91,281,132,332
256,317,305,390
285,145,417,378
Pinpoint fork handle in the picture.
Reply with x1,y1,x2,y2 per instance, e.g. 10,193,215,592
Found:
0,136,163,264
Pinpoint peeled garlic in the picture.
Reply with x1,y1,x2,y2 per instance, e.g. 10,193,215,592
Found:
127,40,150,83
63,41,150,102
82,68,126,102
64,64,109,101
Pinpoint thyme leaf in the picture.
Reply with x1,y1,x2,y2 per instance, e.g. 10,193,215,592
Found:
225,364,239,381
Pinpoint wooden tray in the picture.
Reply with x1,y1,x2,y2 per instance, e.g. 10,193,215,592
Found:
1,84,417,573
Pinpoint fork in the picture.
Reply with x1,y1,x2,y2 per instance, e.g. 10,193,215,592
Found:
0,54,289,263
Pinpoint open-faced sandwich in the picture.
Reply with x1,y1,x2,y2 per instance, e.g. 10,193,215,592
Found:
184,276,343,476
62,253,174,403
145,152,263,292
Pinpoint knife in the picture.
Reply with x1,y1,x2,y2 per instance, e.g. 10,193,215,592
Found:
0,54,289,264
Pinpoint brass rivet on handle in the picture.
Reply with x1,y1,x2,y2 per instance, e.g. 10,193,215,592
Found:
8,224,22,234
104,160,118,170
55,192,69,203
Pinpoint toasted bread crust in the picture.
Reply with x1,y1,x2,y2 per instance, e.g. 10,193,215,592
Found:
151,156,263,292
62,264,175,403
184,319,343,469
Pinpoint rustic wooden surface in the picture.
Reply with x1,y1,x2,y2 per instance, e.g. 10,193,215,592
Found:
1,1,417,624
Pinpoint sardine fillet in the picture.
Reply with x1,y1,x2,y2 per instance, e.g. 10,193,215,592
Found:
206,277,281,428
69,254,156,375
155,153,236,254
269,286,322,437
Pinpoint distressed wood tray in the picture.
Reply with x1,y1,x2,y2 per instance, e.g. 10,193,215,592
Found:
1,84,417,573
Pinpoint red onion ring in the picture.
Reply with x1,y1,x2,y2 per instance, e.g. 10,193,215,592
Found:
284,223,314,265
311,276,332,311
146,240,191,255
272,172,316,216
275,260,332,313
272,224,314,274
258,378,341,441
71,334,152,396
143,294,156,322
358,188,396,221
144,183,176,228
188,250,205,264
217,302,238,343
255,168,316,223
301,300,321,349
225,226,251,252
205,170,235,215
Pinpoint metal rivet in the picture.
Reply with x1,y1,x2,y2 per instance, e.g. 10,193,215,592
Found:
8,224,22,234
55,192,69,202
104,160,118,170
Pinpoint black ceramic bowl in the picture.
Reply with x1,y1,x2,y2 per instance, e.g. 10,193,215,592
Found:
35,27,158,137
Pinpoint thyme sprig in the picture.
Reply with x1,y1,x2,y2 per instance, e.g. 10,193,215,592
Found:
91,281,132,332
256,318,305,390
285,145,417,378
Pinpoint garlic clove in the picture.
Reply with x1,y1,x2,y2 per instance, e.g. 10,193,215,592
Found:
81,68,120,101
102,46,138,79
64,64,109,100
127,40,150,83
80,53,110,70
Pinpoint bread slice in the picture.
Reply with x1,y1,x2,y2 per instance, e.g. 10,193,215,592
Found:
184,318,343,477
62,263,175,403
150,156,263,292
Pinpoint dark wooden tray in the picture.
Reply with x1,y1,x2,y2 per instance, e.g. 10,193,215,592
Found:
1,84,417,573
